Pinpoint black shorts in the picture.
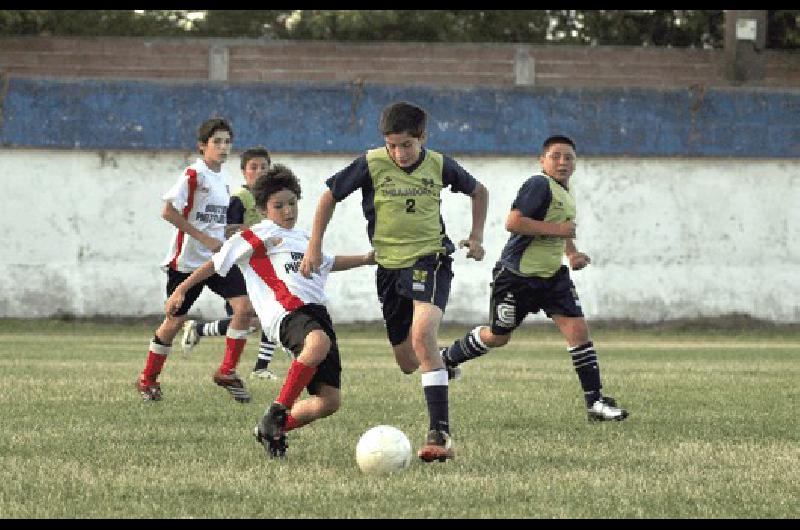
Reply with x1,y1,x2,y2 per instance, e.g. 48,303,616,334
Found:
488,264,583,335
376,253,453,346
279,304,341,393
166,265,247,317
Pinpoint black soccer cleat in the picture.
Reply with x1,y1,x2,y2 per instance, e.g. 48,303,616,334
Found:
254,402,289,458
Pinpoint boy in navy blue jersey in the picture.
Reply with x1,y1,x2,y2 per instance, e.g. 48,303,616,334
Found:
440,135,629,422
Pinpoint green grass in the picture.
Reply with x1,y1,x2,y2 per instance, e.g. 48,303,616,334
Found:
0,319,798,518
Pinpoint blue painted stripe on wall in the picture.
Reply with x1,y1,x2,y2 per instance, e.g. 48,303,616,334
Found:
1,78,798,157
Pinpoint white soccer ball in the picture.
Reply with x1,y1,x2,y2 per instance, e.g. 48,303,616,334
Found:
355,425,412,474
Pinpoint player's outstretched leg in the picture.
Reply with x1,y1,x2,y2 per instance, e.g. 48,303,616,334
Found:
440,326,491,381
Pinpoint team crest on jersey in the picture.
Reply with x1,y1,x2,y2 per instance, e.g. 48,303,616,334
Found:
412,269,428,291
421,177,435,188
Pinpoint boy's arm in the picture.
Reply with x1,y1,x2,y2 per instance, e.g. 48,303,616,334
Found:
458,182,489,261
165,261,216,316
331,250,376,272
505,209,576,239
299,189,337,278
225,195,247,238
162,202,223,252
565,238,591,270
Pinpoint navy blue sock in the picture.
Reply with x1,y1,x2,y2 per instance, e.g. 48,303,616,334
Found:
443,326,490,366
253,332,275,371
570,341,602,407
422,369,449,434
198,318,230,337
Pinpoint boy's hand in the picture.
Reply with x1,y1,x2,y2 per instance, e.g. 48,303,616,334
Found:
264,237,283,249
561,221,577,239
459,239,485,261
165,290,186,317
365,250,377,265
225,224,245,238
568,252,591,271
300,246,323,278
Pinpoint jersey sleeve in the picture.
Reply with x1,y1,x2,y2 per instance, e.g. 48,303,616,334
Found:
212,233,253,277
227,195,245,224
326,155,371,201
319,252,336,274
442,155,478,195
161,170,195,211
512,175,551,220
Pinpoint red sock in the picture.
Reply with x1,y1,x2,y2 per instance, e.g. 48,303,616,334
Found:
142,350,167,382
283,414,304,432
220,333,247,374
277,360,317,409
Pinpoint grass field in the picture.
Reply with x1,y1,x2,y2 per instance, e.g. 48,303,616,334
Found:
0,319,798,518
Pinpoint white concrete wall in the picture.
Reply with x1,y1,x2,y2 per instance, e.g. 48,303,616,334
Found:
2,149,798,323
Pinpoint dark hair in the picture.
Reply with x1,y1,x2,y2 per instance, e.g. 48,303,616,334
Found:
197,117,233,147
542,135,576,154
253,163,302,209
240,146,271,171
379,101,427,138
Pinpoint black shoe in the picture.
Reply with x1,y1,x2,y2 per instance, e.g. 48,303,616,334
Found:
439,347,462,381
253,424,288,458
254,402,288,458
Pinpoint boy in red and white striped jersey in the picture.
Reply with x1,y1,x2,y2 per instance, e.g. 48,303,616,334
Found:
165,164,375,458
136,117,255,404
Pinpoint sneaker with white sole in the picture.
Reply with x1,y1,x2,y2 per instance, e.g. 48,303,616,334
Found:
417,429,455,462
212,370,251,403
250,368,279,381
181,320,200,355
136,378,162,401
587,396,629,422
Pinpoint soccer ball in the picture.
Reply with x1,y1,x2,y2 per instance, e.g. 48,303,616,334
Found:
355,425,412,474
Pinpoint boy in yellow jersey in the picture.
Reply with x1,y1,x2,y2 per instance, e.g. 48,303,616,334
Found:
181,147,283,380
300,101,489,462
440,135,629,422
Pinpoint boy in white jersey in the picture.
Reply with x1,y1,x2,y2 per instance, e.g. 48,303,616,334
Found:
165,164,376,458
181,146,284,381
136,117,256,404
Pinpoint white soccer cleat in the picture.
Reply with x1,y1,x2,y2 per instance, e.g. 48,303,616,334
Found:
587,396,629,422
180,319,200,355
250,368,279,381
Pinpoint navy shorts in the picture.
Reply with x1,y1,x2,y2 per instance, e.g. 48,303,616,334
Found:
279,304,341,393
376,253,453,346
166,265,248,317
488,264,583,335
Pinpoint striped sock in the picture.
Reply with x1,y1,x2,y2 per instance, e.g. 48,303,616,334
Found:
569,341,602,407
253,333,275,371
443,326,490,365
199,318,230,337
